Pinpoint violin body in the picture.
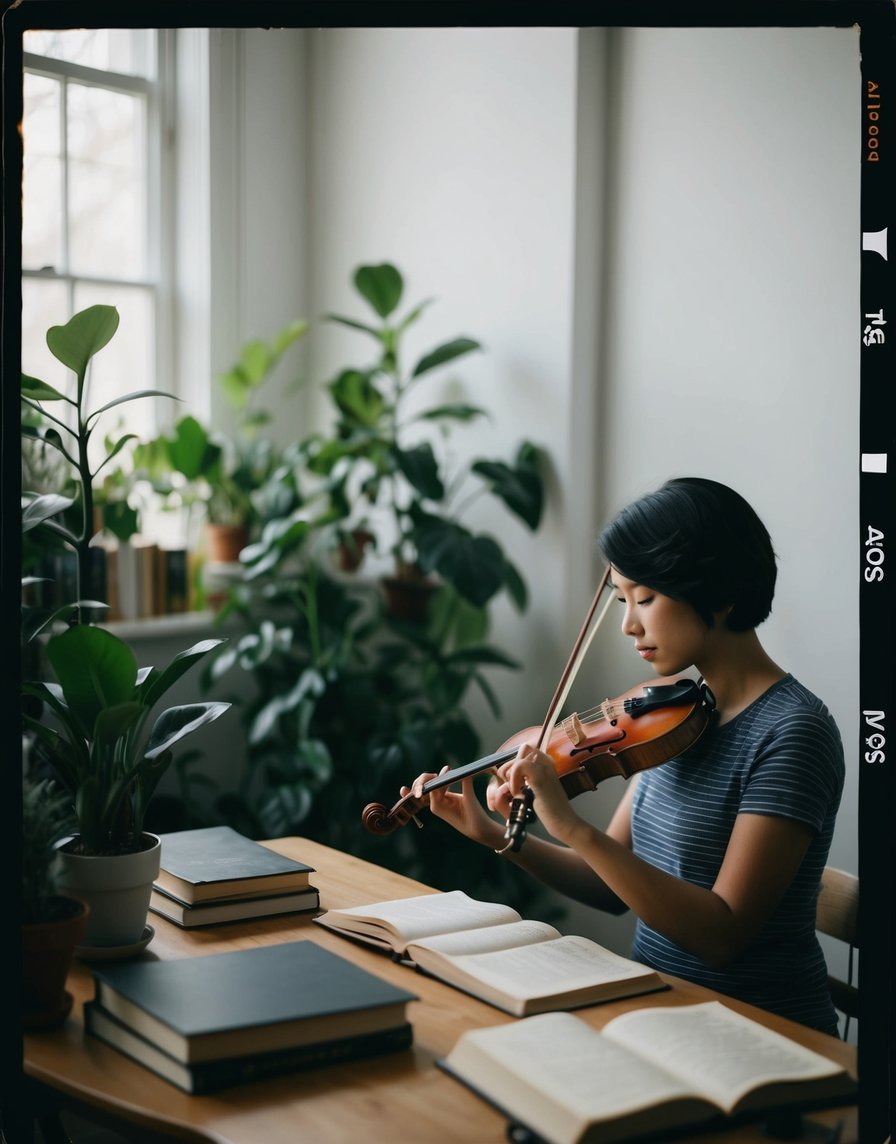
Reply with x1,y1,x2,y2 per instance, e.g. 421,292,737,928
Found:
361,676,715,837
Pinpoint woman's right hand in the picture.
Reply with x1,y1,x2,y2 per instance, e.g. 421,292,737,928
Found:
401,769,505,849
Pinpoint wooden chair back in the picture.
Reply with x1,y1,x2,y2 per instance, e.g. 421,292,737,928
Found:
816,866,859,1023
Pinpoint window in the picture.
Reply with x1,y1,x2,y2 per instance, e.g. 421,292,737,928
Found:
21,28,172,444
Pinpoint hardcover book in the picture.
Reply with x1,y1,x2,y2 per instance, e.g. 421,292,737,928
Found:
155,826,314,903
314,890,666,1016
84,1002,413,1093
439,1003,856,1144
149,884,320,927
88,940,417,1064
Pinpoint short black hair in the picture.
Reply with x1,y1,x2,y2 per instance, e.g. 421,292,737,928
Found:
598,477,777,631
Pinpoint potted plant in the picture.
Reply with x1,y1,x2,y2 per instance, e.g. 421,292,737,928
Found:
21,304,231,949
305,262,544,621
21,766,88,1029
135,319,308,566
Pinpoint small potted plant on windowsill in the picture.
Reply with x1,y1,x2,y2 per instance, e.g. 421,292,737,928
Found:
21,304,231,950
135,319,309,568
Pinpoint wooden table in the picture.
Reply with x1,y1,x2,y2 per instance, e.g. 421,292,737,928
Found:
24,837,858,1143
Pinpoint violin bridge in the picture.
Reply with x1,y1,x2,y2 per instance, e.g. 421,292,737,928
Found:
563,713,587,746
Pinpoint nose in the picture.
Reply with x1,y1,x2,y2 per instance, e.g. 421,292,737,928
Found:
621,603,643,638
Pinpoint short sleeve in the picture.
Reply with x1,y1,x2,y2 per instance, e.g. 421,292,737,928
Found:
739,710,845,833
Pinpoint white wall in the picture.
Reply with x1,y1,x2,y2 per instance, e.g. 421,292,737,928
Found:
161,26,862,995
566,26,860,958
305,27,585,726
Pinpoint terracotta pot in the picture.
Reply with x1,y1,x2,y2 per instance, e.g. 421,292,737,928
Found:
205,522,249,564
22,896,89,1030
55,833,161,949
382,574,438,623
337,528,375,573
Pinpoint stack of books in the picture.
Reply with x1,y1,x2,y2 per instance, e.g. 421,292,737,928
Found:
84,940,416,1092
149,826,319,928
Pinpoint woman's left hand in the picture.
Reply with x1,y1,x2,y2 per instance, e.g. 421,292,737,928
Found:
496,742,584,845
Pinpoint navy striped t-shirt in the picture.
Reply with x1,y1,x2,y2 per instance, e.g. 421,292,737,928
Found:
629,674,845,1034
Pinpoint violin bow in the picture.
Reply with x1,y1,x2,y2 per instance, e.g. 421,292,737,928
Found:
498,563,615,853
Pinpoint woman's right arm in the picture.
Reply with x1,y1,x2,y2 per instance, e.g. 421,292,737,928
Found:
403,768,635,914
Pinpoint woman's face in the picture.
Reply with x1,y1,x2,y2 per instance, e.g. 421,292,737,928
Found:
611,570,722,677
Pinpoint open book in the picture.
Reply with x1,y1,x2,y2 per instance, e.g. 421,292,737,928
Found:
440,1002,857,1144
314,890,666,1016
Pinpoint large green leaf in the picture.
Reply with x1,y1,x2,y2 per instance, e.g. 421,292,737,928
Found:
46,625,138,732
143,702,231,759
328,369,385,428
414,402,486,424
411,337,481,379
354,263,403,319
395,442,443,500
21,374,70,402
414,518,505,606
92,701,148,746
167,415,222,480
46,305,119,378
471,442,544,530
21,493,75,533
138,638,229,710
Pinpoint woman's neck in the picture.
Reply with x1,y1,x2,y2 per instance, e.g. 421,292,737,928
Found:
698,629,786,726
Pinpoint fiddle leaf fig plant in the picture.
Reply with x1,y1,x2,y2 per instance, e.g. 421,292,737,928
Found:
20,303,232,858
306,262,544,609
21,304,173,603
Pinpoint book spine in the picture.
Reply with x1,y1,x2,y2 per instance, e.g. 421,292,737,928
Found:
186,1023,414,1093
149,888,320,927
85,1002,413,1095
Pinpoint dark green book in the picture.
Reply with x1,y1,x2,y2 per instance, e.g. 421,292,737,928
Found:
84,1001,413,1093
89,940,417,1064
155,826,314,903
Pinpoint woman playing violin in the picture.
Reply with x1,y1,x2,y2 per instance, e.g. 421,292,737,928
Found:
403,477,845,1034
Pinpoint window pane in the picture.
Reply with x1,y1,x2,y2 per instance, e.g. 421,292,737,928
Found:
73,283,160,455
22,73,63,271
21,278,71,394
23,29,156,79
68,84,147,278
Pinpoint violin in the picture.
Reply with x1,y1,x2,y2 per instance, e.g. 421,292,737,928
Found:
361,674,716,847
362,564,716,851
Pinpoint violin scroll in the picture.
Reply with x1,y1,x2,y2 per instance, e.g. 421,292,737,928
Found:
360,802,398,836
361,790,427,835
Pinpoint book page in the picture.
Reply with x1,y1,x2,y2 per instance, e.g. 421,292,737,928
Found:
603,1002,843,1112
445,1012,704,1144
420,935,657,1001
318,891,522,946
408,919,561,958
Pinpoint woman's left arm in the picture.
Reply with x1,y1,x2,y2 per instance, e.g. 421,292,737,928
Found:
505,743,813,968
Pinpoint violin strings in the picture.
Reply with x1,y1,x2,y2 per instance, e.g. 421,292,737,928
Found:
538,584,616,751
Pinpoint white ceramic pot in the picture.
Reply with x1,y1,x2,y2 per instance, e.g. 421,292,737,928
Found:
55,833,161,949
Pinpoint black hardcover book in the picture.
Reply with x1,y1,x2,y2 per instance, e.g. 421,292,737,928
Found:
155,826,314,903
149,884,320,927
89,939,417,1064
84,1001,413,1093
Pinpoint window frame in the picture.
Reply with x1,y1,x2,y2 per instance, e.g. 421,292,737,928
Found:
21,29,176,436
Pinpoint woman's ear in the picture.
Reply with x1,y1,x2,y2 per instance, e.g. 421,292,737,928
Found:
713,603,735,628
